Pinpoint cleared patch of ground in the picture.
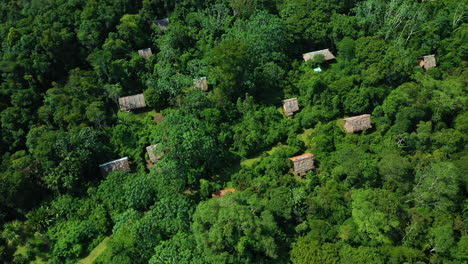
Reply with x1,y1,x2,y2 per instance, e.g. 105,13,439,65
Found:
78,236,110,264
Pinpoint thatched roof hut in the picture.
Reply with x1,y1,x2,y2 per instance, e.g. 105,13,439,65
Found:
283,98,299,117
138,48,152,60
154,18,169,30
419,55,436,70
99,157,130,177
146,144,163,163
118,93,146,111
212,188,236,198
194,77,208,91
344,114,372,133
289,153,315,176
303,49,335,62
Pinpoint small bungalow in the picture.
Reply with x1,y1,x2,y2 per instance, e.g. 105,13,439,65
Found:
99,157,130,177
289,153,315,176
303,49,335,62
194,77,208,91
344,114,372,133
154,18,169,30
212,188,236,198
138,48,152,60
419,55,436,70
283,98,299,117
146,144,163,164
118,93,146,111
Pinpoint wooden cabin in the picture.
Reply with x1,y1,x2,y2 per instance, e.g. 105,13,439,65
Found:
303,49,335,62
138,48,152,60
99,157,130,177
118,93,146,111
289,153,315,176
194,77,208,91
154,18,169,30
419,55,436,70
344,114,372,133
283,98,299,117
146,144,163,164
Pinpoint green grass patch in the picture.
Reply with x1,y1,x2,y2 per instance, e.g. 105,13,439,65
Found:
78,236,110,264
241,144,286,168
14,244,48,264
241,156,263,168
14,245,27,256
297,128,314,143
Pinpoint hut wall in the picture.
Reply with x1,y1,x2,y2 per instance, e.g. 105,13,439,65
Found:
99,157,130,177
283,98,299,117
146,144,163,163
138,48,152,60
293,158,314,176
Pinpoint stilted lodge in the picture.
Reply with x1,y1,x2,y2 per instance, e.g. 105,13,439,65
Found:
146,144,163,164
154,18,169,30
118,93,146,111
138,48,152,60
283,98,299,117
194,77,208,91
344,114,372,133
289,153,315,176
419,55,436,70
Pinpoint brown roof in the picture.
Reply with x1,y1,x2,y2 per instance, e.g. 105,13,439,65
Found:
138,48,152,60
283,98,299,117
99,157,130,177
146,144,163,163
289,153,314,162
194,77,208,91
212,188,236,198
419,55,436,70
303,49,335,61
344,114,372,133
118,93,146,111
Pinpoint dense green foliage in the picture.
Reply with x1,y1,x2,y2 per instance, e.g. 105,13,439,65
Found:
0,0,467,263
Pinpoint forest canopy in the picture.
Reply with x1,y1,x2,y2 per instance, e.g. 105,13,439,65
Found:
0,0,467,263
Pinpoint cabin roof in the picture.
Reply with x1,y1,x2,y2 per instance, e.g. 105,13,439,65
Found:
289,153,314,162
420,54,436,70
344,114,371,122
154,18,169,30
99,157,129,167
303,49,335,61
118,93,146,111
212,188,236,198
